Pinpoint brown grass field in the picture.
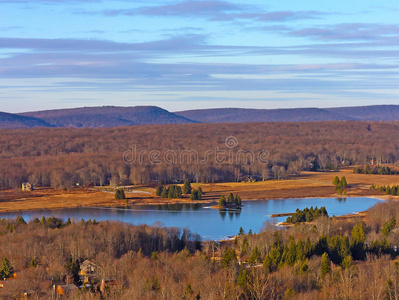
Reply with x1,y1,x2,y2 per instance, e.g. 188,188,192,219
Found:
0,169,398,213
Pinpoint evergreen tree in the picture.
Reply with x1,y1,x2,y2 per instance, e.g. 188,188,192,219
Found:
238,227,244,235
221,248,237,268
228,193,234,204
184,283,194,299
156,185,163,197
350,222,366,260
168,185,176,198
248,246,261,265
382,217,396,236
320,252,331,277
161,187,169,198
15,216,26,225
341,254,353,269
115,188,125,200
387,185,392,195
190,189,201,200
236,269,249,290
333,176,340,187
263,247,281,273
219,195,226,207
0,258,14,279
183,179,192,194
236,195,242,206
29,256,39,268
151,276,160,292
175,186,183,198
341,176,348,188
190,190,198,200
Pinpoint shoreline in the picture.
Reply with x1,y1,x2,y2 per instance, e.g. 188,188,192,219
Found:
1,170,397,213
0,194,386,214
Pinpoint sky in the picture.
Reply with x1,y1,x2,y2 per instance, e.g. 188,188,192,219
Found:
1,0,399,113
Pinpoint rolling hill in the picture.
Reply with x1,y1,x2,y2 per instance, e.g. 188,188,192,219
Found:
19,106,197,128
326,105,399,121
0,111,51,129
1,104,399,129
175,105,399,123
174,107,356,123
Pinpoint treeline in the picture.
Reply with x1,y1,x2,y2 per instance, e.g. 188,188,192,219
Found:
3,201,399,298
286,206,328,223
354,165,398,175
262,222,391,274
1,121,399,189
155,184,183,199
371,184,399,196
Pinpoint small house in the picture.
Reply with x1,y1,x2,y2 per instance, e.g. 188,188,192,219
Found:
79,260,98,282
22,182,33,191
99,279,120,293
55,284,78,296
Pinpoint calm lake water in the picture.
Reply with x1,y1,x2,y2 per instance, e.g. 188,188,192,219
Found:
0,197,382,240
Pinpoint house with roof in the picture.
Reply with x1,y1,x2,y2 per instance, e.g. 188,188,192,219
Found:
55,284,78,296
98,279,121,294
21,182,33,191
79,260,98,283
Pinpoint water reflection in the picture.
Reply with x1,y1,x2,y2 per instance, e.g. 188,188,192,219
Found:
0,197,382,240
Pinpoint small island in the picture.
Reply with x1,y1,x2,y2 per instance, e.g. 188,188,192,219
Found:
217,193,242,210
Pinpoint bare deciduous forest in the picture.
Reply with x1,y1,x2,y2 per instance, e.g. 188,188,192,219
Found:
1,121,399,189
1,201,399,299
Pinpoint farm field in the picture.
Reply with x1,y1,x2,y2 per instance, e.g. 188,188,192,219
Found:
1,169,396,213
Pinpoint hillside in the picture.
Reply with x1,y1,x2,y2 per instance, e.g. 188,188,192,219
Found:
326,105,399,121
175,105,399,123
0,111,51,129
175,107,356,123
3,104,399,129
19,106,197,128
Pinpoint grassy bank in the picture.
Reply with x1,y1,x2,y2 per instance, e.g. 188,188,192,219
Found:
0,169,398,213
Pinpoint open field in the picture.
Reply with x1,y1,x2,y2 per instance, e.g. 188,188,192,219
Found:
0,169,398,213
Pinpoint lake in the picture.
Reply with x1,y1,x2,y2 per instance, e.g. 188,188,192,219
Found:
0,197,382,240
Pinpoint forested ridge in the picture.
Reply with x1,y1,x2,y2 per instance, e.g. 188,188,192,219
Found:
1,200,399,298
1,121,399,189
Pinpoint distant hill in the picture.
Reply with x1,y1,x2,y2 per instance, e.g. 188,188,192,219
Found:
19,106,197,128
326,105,399,121
175,105,399,123
175,107,356,123
1,104,398,129
0,111,51,129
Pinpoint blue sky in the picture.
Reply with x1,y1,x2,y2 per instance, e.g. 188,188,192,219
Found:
1,0,399,113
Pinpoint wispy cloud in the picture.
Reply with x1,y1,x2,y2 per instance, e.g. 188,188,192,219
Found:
252,22,399,46
1,34,397,102
289,23,399,41
81,0,325,23
98,0,240,17
0,34,208,53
